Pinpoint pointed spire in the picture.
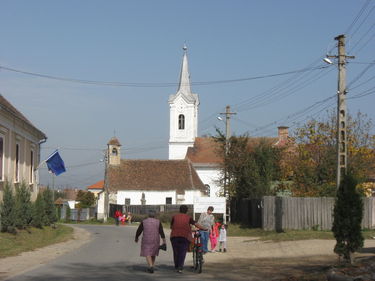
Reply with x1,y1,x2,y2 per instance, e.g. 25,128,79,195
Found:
177,44,192,95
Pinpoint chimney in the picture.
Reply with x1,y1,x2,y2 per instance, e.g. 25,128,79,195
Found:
277,126,289,144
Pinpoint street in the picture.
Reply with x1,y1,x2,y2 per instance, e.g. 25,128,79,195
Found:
4,224,215,281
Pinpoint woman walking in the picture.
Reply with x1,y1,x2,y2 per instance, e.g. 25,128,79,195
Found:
170,205,206,273
135,210,166,273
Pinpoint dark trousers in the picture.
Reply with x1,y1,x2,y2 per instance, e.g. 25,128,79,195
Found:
171,237,190,269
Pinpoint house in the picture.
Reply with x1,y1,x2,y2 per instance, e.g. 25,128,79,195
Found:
0,94,47,201
87,180,104,198
105,137,206,206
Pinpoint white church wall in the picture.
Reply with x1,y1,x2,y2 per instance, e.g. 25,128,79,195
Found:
117,190,176,205
183,190,206,204
169,142,194,160
195,166,223,198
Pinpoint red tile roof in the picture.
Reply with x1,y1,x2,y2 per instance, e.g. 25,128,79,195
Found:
87,180,104,190
107,159,205,194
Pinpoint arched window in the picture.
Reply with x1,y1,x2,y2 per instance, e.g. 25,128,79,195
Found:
178,114,185,130
112,148,118,156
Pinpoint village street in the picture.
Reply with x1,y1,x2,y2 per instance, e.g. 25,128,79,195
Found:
2,224,375,281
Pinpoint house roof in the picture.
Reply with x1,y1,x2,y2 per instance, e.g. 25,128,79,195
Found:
87,180,104,190
107,137,121,146
186,136,280,164
107,159,206,194
0,94,46,139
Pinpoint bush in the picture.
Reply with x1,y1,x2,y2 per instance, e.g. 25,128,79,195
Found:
43,188,57,226
31,192,45,228
0,181,15,233
332,174,364,263
14,182,32,230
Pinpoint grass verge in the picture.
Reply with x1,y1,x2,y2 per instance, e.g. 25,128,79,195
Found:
227,224,375,241
0,224,73,258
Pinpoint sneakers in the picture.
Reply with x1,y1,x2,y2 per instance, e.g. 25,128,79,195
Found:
176,267,183,273
219,249,222,252
147,267,154,274
223,248,227,253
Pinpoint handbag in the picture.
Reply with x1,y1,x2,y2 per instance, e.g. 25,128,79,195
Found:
159,243,167,251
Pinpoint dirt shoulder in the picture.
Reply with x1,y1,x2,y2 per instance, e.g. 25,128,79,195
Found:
0,225,92,281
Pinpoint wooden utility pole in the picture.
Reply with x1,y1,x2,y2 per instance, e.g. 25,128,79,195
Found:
327,35,354,188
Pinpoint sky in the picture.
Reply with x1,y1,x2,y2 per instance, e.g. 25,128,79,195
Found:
0,1,374,189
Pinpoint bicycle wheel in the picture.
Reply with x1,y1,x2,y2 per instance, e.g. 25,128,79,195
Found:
192,248,197,270
197,251,203,273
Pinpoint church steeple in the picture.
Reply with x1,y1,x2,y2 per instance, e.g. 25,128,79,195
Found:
168,45,199,160
177,44,192,97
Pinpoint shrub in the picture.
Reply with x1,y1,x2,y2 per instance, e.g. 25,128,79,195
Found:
332,174,364,263
31,192,45,228
0,181,16,233
43,188,57,226
14,182,32,229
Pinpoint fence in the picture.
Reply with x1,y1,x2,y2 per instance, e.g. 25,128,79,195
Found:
233,196,375,231
60,206,96,221
109,204,194,219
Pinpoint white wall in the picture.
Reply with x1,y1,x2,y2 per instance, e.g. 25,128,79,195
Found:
195,165,222,198
117,190,176,205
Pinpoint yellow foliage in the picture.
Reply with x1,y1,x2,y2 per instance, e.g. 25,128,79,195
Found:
356,182,375,197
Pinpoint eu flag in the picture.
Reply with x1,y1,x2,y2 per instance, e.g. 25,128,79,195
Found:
46,150,66,176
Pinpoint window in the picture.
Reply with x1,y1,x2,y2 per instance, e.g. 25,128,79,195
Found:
205,184,210,197
178,114,185,130
125,198,131,205
166,197,172,204
0,137,3,181
30,150,34,184
111,148,118,156
15,143,20,182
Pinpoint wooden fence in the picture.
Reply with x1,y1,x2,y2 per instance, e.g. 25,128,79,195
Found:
234,196,375,231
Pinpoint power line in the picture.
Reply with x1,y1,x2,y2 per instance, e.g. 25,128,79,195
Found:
0,64,329,88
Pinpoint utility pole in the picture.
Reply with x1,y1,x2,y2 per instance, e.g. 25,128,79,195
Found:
327,34,354,188
219,105,236,223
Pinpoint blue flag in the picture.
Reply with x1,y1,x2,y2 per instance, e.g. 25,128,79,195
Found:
46,150,66,176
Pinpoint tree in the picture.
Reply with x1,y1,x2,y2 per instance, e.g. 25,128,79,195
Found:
43,188,57,226
285,110,375,196
332,174,364,264
0,181,16,233
14,182,32,229
76,190,95,208
214,131,282,199
31,192,45,228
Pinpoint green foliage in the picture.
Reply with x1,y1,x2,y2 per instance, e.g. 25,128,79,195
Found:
43,188,57,226
31,192,45,228
76,190,95,208
332,174,364,262
14,183,32,230
214,131,282,199
0,181,16,233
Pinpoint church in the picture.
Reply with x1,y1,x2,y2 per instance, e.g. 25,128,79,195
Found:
95,46,288,219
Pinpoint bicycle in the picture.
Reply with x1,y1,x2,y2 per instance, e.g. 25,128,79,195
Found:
191,230,203,273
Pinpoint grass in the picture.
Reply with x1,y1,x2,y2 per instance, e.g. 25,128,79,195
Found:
0,224,73,258
227,223,375,242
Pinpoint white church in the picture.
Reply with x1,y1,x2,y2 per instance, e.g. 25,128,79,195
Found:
95,46,288,219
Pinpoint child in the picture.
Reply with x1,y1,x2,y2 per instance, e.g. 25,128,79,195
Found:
209,223,219,252
218,224,227,252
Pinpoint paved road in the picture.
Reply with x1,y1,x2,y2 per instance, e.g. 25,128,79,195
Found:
5,225,213,281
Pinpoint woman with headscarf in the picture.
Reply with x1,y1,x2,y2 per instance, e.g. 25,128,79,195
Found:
135,210,166,273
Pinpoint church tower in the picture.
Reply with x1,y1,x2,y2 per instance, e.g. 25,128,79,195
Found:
168,45,199,160
107,136,121,166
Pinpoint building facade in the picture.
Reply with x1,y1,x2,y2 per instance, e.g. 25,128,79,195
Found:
0,94,47,201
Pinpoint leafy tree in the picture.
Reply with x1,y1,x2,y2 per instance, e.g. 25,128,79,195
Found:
214,131,282,199
285,110,375,196
76,190,95,208
14,182,32,229
43,188,57,226
31,192,45,228
0,181,16,233
332,174,364,264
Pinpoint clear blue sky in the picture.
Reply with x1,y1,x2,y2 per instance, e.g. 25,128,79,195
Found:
0,0,374,189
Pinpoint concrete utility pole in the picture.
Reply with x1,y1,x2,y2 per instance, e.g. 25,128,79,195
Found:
220,105,237,154
219,105,236,223
327,35,354,188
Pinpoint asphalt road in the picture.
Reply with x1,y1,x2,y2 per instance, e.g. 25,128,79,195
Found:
5,225,213,281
